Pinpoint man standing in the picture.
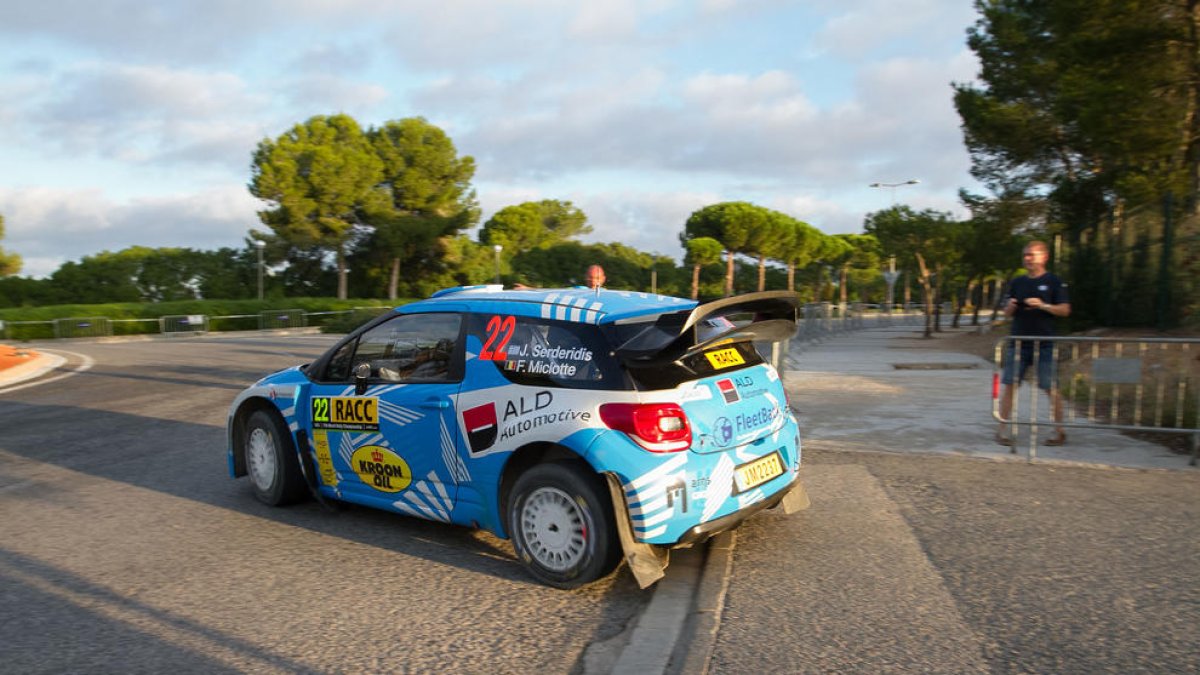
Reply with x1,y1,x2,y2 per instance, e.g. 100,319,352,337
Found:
996,240,1071,446
584,264,606,289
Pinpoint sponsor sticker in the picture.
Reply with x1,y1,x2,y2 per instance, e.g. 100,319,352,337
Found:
463,402,498,453
311,396,379,431
705,347,745,370
716,378,740,404
714,416,734,446
351,445,411,492
312,430,338,487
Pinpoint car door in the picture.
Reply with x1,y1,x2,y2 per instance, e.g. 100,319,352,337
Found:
308,312,466,521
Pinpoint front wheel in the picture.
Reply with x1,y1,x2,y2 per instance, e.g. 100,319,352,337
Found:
243,409,307,506
508,462,621,589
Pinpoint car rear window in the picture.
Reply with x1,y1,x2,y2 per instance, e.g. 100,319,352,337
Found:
471,314,629,390
627,339,763,389
606,314,764,390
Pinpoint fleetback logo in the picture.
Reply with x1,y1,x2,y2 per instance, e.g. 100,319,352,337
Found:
350,445,411,492
714,417,734,446
734,405,780,433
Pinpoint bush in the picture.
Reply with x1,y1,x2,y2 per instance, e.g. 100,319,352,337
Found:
320,307,394,334
0,298,405,340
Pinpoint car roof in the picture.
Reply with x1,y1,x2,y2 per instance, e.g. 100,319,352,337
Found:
398,285,697,324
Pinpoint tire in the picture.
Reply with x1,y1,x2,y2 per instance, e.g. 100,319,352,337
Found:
243,409,307,506
507,462,621,589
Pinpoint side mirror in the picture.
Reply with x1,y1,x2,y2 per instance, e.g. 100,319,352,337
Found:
354,362,371,395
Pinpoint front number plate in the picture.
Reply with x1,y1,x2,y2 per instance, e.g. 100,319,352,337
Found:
734,451,784,493
705,347,745,370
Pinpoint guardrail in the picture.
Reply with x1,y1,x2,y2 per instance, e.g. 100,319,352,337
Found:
765,303,929,373
0,307,394,342
794,302,926,345
992,335,1200,464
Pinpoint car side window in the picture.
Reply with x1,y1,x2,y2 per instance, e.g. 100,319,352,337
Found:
473,314,627,390
331,313,463,383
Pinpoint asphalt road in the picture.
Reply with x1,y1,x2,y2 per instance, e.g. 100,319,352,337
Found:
0,336,648,674
704,448,1200,673
3,335,1198,673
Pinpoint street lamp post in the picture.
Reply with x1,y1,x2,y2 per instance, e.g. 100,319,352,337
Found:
254,240,266,301
869,181,918,313
869,179,920,204
882,255,899,314
493,244,503,284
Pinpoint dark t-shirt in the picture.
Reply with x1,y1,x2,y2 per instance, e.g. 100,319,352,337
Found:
1006,273,1069,336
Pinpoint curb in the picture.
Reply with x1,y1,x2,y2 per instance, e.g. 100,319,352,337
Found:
0,352,65,388
670,531,735,674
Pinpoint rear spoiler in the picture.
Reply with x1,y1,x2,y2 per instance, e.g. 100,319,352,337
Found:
614,290,800,367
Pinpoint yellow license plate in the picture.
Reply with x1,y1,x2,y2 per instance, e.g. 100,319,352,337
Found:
705,347,745,370
734,452,784,493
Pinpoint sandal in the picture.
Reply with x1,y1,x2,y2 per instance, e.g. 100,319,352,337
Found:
1045,432,1067,446
994,432,1013,447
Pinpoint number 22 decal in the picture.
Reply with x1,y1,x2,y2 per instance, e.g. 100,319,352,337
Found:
480,315,515,361
312,397,330,422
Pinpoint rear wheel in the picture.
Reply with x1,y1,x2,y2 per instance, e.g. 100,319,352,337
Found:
244,409,307,506
508,462,621,589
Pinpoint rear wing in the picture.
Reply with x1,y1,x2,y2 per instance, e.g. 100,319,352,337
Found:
614,290,799,367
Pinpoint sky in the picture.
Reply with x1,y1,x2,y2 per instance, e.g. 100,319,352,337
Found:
0,0,983,279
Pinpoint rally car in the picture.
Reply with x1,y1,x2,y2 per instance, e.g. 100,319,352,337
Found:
227,286,809,588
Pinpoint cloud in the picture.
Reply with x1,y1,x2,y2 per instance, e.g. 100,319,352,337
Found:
814,0,978,60
11,62,271,169
0,1,286,64
0,186,260,277
0,0,985,283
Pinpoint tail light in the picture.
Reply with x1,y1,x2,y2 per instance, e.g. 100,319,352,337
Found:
599,402,692,452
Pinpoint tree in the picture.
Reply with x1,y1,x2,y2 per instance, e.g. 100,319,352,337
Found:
832,233,882,307
956,0,1200,327
479,200,591,253
365,118,478,299
777,217,821,292
683,237,724,299
683,202,775,296
249,114,383,300
864,206,960,337
0,214,21,277
956,190,1037,324
810,235,852,303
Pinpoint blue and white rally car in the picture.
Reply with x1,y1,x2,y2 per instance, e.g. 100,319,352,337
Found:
227,286,809,588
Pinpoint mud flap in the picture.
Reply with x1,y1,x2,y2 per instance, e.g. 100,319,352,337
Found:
605,473,669,589
294,430,338,511
781,477,811,514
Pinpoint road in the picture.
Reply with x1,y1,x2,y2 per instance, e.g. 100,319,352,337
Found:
0,335,648,674
2,334,1198,673
700,450,1200,673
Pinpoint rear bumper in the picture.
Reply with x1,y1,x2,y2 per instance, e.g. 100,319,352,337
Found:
674,474,804,546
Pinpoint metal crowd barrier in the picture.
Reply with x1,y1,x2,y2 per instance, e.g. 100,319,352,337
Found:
992,335,1200,463
792,303,925,346
765,303,927,373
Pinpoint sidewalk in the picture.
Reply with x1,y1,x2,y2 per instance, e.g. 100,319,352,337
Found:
783,325,1195,471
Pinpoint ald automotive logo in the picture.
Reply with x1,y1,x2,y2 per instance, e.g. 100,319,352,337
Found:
463,402,498,453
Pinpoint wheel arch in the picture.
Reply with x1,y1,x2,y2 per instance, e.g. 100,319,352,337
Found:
229,397,287,477
496,441,607,538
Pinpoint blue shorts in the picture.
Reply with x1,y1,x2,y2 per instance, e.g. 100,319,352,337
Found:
1001,340,1056,390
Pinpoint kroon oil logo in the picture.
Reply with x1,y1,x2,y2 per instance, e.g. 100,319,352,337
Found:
350,445,411,492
